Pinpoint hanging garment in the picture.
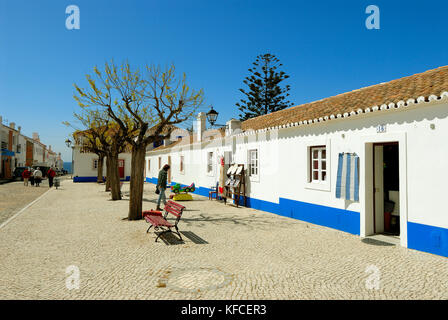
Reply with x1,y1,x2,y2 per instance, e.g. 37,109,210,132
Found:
218,156,226,196
336,153,359,201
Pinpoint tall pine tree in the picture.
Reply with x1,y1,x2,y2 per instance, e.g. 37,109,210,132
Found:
236,53,293,121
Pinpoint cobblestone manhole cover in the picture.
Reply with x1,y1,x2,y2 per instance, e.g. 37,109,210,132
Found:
160,268,232,292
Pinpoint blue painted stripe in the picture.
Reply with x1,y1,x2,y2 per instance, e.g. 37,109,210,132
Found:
408,221,448,257
335,153,343,199
145,178,360,236
145,177,158,184
345,153,351,200
73,176,98,183
280,198,360,235
74,176,130,183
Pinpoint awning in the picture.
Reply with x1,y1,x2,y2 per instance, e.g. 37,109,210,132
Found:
1,150,15,157
336,153,359,202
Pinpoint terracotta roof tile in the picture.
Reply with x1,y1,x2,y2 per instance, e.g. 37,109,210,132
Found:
150,136,193,152
149,127,225,152
242,65,448,131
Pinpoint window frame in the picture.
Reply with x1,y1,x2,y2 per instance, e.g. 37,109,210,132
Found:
305,142,331,192
310,146,327,183
206,151,214,175
248,148,259,181
179,155,185,174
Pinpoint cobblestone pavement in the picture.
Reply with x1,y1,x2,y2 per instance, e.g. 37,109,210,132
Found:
0,180,447,300
0,180,50,225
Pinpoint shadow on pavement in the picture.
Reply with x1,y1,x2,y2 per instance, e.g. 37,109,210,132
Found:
156,230,209,246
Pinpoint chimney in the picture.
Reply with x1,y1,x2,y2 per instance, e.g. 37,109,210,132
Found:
18,126,21,133
10,122,15,130
194,112,206,142
32,132,40,141
0,116,2,124
226,118,242,136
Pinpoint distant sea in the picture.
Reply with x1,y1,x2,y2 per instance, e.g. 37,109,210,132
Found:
63,162,72,173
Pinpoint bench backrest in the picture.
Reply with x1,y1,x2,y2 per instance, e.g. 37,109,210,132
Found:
163,200,185,224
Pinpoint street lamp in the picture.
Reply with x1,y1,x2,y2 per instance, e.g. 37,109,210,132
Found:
206,106,226,128
206,106,219,126
65,138,73,178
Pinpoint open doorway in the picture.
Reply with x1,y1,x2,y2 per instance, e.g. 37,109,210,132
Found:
373,142,400,237
168,156,171,184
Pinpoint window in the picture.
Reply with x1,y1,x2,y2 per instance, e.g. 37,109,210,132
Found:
180,155,184,173
248,149,258,177
207,152,213,174
158,157,161,169
310,146,327,182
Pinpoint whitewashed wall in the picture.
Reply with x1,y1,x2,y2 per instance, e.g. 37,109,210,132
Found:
73,146,132,180
146,101,448,255
33,143,45,164
15,134,27,167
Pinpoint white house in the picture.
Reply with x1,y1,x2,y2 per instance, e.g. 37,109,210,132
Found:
71,134,132,182
72,125,178,182
145,65,448,258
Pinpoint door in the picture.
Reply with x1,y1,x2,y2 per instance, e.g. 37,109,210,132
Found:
168,156,171,184
144,159,147,180
373,145,384,233
372,142,400,236
118,159,125,179
4,158,11,179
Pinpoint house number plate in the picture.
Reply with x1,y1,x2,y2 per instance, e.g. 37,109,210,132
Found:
376,124,386,133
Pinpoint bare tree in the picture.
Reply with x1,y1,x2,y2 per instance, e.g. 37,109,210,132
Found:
73,61,203,219
65,109,128,200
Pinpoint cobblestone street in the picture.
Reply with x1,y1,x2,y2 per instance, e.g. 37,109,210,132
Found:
0,180,447,300
0,180,50,225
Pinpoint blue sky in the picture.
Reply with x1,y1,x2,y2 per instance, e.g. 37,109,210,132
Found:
1,0,447,161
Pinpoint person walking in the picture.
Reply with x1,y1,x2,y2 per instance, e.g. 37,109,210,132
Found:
47,167,56,188
29,168,35,186
33,167,42,187
22,167,31,186
156,164,170,211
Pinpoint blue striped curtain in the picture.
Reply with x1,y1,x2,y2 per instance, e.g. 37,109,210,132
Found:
336,153,359,202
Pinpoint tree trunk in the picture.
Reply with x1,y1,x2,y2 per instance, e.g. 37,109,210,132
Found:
128,144,146,220
108,152,122,200
97,154,104,183
105,156,111,192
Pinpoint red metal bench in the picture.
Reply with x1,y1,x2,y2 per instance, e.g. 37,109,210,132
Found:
143,200,186,242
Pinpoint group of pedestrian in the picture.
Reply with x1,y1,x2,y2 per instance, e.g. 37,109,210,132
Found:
21,167,57,188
